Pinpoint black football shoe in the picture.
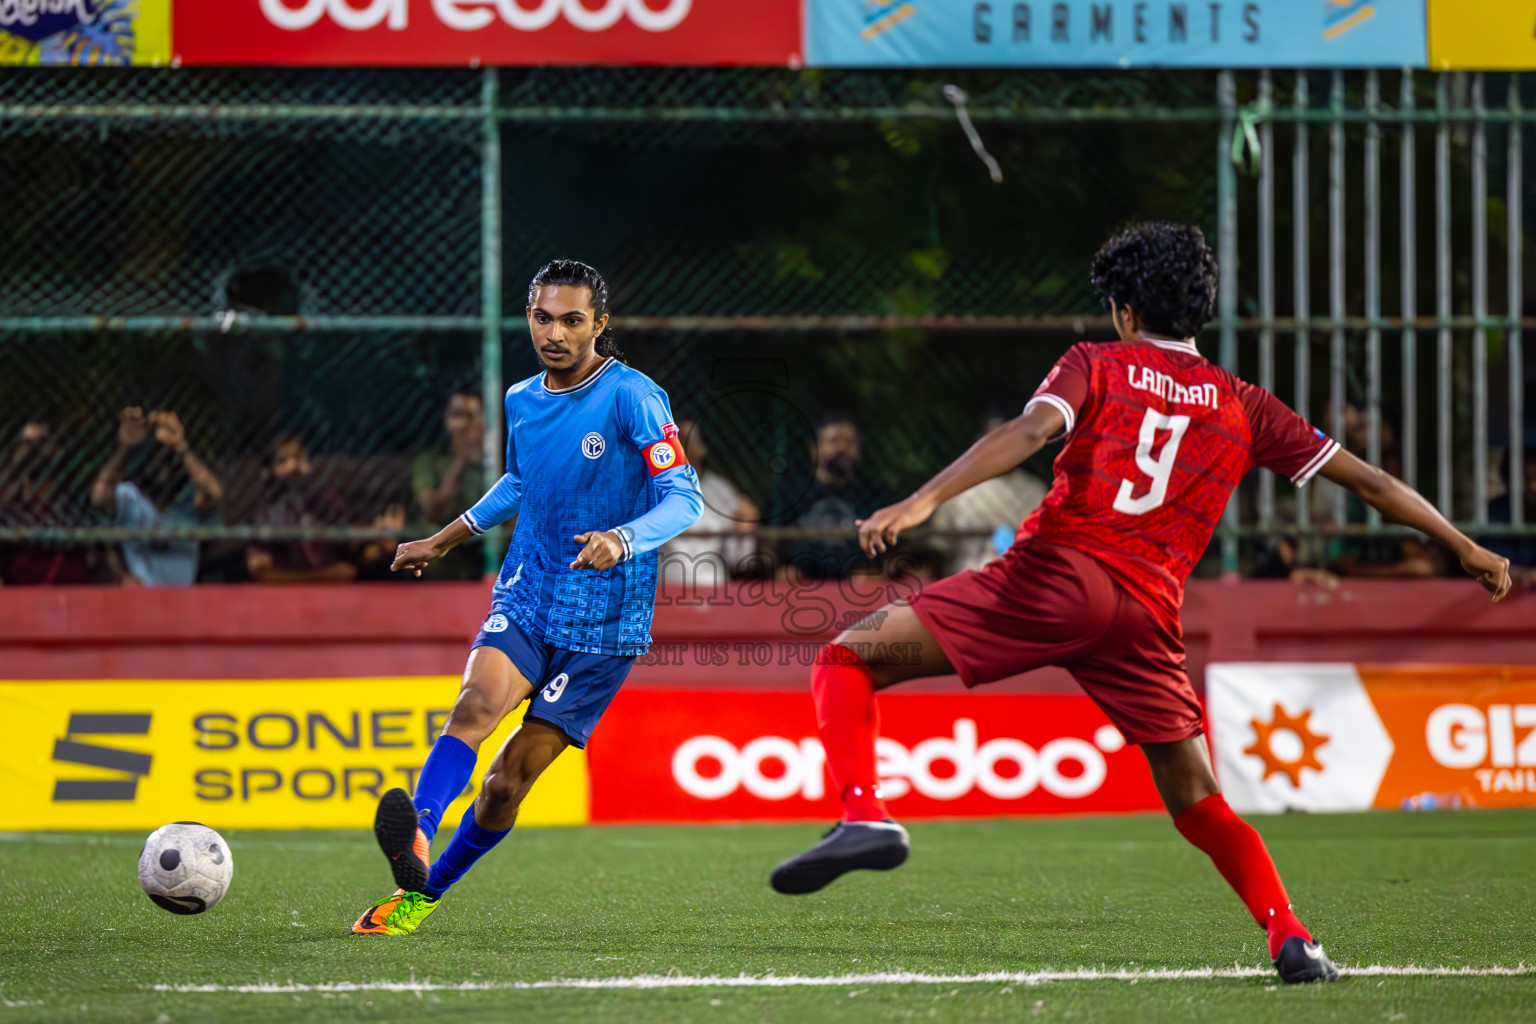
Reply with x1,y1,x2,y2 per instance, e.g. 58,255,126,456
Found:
373,788,431,894
1272,935,1340,984
770,820,910,895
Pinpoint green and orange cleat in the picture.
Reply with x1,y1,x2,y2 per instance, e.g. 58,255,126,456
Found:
350,889,440,936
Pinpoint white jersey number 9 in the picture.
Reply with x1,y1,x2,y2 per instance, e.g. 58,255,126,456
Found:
541,673,570,704
1113,408,1192,515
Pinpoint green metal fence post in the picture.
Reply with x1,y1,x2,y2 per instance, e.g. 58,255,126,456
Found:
1217,69,1239,575
482,67,505,579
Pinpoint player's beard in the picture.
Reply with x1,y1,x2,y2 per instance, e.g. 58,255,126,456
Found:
531,335,594,372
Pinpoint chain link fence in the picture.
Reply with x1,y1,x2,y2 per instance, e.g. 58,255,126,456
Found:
1,66,1528,585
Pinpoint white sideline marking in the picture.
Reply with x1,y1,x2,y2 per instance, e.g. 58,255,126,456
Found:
154,964,1535,993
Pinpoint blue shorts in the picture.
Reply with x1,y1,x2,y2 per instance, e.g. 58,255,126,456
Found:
470,612,633,748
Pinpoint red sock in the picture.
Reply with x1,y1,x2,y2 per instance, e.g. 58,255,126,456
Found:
811,643,888,822
1173,794,1311,959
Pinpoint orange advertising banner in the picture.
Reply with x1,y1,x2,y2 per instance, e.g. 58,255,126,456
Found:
1208,664,1536,813
1359,666,1536,810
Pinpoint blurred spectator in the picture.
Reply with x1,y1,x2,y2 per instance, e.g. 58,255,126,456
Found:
1250,536,1342,587
90,407,223,587
0,421,113,584
411,387,487,580
1306,401,1438,579
1485,448,1536,584
927,409,1048,575
246,436,373,584
773,411,894,579
662,417,759,582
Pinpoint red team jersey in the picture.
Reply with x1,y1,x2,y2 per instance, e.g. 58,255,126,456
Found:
1022,338,1338,630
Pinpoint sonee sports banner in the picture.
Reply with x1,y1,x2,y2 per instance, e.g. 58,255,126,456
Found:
1208,664,1536,813
173,0,803,66
0,678,588,831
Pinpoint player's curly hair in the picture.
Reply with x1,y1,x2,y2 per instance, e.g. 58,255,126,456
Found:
1089,221,1218,339
528,259,622,360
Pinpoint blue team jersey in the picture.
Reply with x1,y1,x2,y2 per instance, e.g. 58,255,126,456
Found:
459,358,702,657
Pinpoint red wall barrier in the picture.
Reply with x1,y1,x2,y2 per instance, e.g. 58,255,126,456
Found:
1,579,1532,688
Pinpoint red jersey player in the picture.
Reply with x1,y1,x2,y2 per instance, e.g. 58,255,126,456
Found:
767,222,1512,985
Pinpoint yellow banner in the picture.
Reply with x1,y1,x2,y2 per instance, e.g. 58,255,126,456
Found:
0,679,589,830
0,0,171,66
1429,0,1536,70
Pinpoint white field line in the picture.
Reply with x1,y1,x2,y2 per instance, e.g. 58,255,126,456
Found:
154,964,1535,994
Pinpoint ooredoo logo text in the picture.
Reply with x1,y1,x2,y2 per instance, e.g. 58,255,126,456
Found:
259,0,694,32
671,718,1127,803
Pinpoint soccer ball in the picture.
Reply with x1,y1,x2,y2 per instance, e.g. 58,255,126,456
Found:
137,822,233,915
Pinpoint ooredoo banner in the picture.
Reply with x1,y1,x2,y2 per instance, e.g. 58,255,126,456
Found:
807,0,1428,68
1208,664,1536,813
0,678,588,830
174,0,803,66
587,690,1162,822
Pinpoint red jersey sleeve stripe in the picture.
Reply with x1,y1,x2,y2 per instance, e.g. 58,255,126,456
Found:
1026,393,1076,436
1291,438,1341,487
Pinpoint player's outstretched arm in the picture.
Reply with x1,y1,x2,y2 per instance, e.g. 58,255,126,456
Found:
392,468,523,576
1318,449,1512,601
858,401,1065,556
391,516,475,577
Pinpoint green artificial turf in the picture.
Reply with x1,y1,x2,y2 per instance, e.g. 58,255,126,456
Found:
2,812,1534,1023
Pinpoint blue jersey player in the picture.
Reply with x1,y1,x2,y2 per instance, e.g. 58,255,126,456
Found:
352,260,703,936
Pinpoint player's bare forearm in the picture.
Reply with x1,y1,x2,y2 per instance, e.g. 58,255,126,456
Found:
1318,449,1512,599
432,516,475,552
859,403,1063,556
908,405,1062,514
391,516,475,576
1319,450,1466,554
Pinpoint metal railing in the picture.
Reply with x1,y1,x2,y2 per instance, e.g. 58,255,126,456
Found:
1,67,1530,579
1209,69,1530,570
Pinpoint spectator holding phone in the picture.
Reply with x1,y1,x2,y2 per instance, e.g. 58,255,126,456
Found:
90,406,223,587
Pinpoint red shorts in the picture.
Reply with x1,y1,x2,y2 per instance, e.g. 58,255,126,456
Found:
910,539,1201,746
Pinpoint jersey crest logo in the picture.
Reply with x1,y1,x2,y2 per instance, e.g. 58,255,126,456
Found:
582,432,606,459
483,613,509,633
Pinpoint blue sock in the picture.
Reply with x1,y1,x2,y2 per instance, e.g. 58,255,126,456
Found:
412,734,477,841
421,811,509,900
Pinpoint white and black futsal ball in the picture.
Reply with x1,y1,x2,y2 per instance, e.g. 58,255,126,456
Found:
138,822,233,915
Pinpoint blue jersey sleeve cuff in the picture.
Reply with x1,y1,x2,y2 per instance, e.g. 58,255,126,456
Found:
614,525,636,562
463,472,522,534
612,469,703,558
